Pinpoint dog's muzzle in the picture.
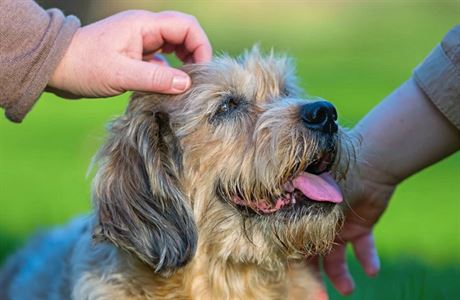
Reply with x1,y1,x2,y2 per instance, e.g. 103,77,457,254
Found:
231,149,342,214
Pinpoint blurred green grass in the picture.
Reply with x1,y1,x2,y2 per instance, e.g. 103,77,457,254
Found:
1,1,459,299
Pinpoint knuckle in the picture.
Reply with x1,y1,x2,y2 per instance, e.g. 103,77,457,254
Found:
184,14,199,24
157,10,180,21
121,9,150,19
150,67,172,91
158,11,199,25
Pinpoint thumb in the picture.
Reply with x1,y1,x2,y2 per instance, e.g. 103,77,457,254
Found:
119,58,191,94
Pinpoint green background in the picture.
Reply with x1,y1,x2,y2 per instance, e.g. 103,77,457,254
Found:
1,1,459,299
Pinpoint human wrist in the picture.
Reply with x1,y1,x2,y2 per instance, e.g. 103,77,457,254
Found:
349,126,403,189
352,78,460,187
47,27,81,95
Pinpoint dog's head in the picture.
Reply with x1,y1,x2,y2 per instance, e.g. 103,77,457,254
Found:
92,47,353,274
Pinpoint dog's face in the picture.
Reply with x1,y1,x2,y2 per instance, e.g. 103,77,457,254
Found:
92,48,352,274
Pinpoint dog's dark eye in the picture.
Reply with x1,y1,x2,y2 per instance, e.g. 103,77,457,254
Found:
217,98,238,113
217,97,239,114
209,95,247,124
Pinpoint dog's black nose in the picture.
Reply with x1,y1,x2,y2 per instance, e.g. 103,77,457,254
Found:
300,101,338,134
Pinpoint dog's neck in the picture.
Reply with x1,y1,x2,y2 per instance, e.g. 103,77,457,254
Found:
117,222,319,299
124,249,293,299
184,246,289,299
172,192,295,298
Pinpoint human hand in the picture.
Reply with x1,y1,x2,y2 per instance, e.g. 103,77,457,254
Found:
48,10,212,97
309,76,460,296
321,161,396,295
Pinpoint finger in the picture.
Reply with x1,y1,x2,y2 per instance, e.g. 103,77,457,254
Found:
118,58,191,94
142,11,212,63
352,233,380,277
323,243,355,295
191,42,213,63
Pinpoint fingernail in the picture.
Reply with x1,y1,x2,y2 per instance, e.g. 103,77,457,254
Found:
342,282,355,295
339,276,355,295
368,252,381,276
172,75,189,91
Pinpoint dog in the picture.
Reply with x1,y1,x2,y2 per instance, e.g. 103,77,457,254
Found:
0,47,352,300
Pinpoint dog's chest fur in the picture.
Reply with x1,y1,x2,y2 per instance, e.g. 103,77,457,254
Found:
84,251,317,299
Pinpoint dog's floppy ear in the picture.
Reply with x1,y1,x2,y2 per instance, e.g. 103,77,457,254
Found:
92,102,197,274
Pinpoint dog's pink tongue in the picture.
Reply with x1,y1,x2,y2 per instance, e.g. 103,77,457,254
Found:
292,172,343,203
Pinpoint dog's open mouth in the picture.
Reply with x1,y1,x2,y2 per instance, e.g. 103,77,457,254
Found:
232,151,342,214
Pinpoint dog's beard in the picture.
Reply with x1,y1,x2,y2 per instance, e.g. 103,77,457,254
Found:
209,132,354,261
246,205,343,258
214,167,346,258
213,193,343,260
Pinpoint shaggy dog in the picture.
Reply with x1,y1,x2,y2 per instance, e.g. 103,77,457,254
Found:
0,48,352,300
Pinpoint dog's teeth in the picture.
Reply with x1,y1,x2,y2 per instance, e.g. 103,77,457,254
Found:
292,196,296,204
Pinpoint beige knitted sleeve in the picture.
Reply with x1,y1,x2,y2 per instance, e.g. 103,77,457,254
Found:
413,25,460,130
0,0,80,123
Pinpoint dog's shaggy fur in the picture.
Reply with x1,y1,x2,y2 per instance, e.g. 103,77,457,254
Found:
0,48,352,300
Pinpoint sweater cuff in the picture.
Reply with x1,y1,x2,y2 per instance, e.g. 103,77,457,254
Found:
5,9,80,122
413,26,460,131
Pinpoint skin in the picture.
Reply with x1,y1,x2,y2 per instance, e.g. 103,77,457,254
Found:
317,78,460,295
48,10,212,97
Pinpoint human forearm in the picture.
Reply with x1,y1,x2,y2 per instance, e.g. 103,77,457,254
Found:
353,78,460,185
0,0,80,122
